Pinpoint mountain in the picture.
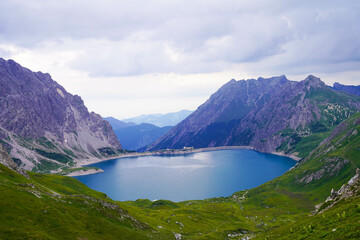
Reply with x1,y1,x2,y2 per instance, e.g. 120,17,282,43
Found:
148,75,290,149
1,109,359,239
113,123,172,151
122,109,193,127
0,58,121,172
149,75,360,158
104,117,137,129
331,82,360,96
228,75,360,157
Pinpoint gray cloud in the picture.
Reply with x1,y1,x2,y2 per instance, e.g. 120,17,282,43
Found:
0,0,359,76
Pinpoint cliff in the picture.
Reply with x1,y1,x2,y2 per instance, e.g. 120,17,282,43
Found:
0,58,121,172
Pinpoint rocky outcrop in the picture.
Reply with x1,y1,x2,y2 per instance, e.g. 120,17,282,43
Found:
0,143,28,177
315,168,360,213
297,157,350,184
327,168,360,201
149,75,360,157
0,58,121,172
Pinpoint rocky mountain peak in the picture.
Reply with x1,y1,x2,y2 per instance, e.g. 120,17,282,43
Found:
303,75,326,88
333,82,342,88
257,75,289,86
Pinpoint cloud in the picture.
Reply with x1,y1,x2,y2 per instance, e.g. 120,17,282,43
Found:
63,12,293,76
1,0,359,77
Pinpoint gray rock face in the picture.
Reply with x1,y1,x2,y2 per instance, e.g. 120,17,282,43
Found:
297,157,350,184
0,58,121,171
149,75,360,157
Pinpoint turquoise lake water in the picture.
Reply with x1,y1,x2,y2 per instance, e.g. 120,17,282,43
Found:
74,149,296,202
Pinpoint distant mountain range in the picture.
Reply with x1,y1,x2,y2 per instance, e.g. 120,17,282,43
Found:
0,58,121,172
104,110,191,151
331,82,360,96
113,123,172,151
149,75,360,158
122,110,193,127
104,117,137,129
104,117,172,151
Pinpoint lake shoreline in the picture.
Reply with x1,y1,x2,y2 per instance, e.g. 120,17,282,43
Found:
68,146,300,176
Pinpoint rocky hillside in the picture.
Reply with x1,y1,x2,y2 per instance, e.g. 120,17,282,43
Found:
0,58,121,172
0,143,28,177
149,75,360,158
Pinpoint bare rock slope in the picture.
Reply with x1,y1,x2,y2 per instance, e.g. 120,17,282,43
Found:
0,58,121,172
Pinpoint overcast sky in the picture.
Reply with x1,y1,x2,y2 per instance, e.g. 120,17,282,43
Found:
1,0,359,118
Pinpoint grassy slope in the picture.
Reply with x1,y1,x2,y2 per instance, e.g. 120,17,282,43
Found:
254,195,360,240
0,113,359,239
0,164,176,240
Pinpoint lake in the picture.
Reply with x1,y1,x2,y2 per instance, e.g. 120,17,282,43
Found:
74,149,296,202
